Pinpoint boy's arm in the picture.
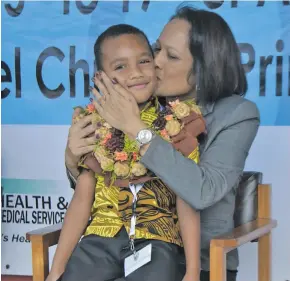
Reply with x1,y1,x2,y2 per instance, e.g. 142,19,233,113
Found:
177,196,200,281
48,169,96,280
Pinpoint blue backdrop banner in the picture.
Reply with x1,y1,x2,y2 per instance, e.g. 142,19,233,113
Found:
1,1,290,125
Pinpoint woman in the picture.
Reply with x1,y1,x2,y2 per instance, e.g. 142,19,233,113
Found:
65,6,259,281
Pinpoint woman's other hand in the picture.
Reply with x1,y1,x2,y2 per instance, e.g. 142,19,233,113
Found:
65,107,97,178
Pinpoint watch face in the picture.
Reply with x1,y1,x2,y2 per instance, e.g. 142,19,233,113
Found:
138,129,153,144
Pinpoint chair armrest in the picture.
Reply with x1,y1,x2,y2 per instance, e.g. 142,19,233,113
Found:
26,224,62,281
211,218,277,249
209,218,277,281
26,223,63,247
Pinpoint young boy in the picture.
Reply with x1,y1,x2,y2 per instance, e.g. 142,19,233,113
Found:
47,24,201,281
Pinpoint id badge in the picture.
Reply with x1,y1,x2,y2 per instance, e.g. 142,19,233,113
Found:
124,243,152,277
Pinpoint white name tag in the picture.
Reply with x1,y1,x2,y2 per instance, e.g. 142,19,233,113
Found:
124,243,152,277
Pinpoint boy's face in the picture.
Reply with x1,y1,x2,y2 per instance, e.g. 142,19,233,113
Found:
101,34,156,104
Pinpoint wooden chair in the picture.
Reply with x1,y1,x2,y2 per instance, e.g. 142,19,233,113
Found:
26,171,277,281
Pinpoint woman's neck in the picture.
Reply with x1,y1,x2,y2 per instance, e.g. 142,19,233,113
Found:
166,90,196,103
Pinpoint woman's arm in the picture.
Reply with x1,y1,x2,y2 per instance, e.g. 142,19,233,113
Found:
140,100,260,210
89,73,260,210
47,169,96,280
177,197,200,281
65,145,81,181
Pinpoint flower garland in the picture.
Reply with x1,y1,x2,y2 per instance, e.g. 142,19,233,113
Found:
74,98,201,182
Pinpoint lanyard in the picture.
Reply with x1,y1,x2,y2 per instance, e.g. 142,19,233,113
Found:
128,183,143,259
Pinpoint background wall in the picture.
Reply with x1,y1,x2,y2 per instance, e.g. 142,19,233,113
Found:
2,1,290,280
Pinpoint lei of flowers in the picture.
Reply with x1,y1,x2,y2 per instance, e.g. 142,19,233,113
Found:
74,98,201,183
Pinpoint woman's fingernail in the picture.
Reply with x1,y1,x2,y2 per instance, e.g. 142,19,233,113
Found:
91,77,94,82
112,78,118,84
89,86,93,91
89,97,93,102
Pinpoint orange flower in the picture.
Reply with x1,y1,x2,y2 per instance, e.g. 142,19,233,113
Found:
133,152,138,161
101,133,112,145
115,151,128,161
87,103,95,113
165,115,173,121
160,129,169,138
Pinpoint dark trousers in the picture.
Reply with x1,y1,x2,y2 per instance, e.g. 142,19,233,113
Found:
200,269,237,281
60,227,237,281
60,227,184,281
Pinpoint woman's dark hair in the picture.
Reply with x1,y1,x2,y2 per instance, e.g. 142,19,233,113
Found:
171,6,247,104
94,24,153,70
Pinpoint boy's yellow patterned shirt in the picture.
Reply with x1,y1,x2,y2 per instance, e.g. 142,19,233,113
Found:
83,102,200,247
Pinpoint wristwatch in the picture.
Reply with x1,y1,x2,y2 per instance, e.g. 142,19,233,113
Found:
136,128,155,147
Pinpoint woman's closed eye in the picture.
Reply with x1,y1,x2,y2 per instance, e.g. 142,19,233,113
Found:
167,52,179,60
153,45,179,60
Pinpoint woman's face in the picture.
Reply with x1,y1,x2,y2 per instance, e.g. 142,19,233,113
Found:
154,19,195,97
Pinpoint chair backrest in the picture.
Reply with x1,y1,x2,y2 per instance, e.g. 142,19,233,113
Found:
234,171,263,227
